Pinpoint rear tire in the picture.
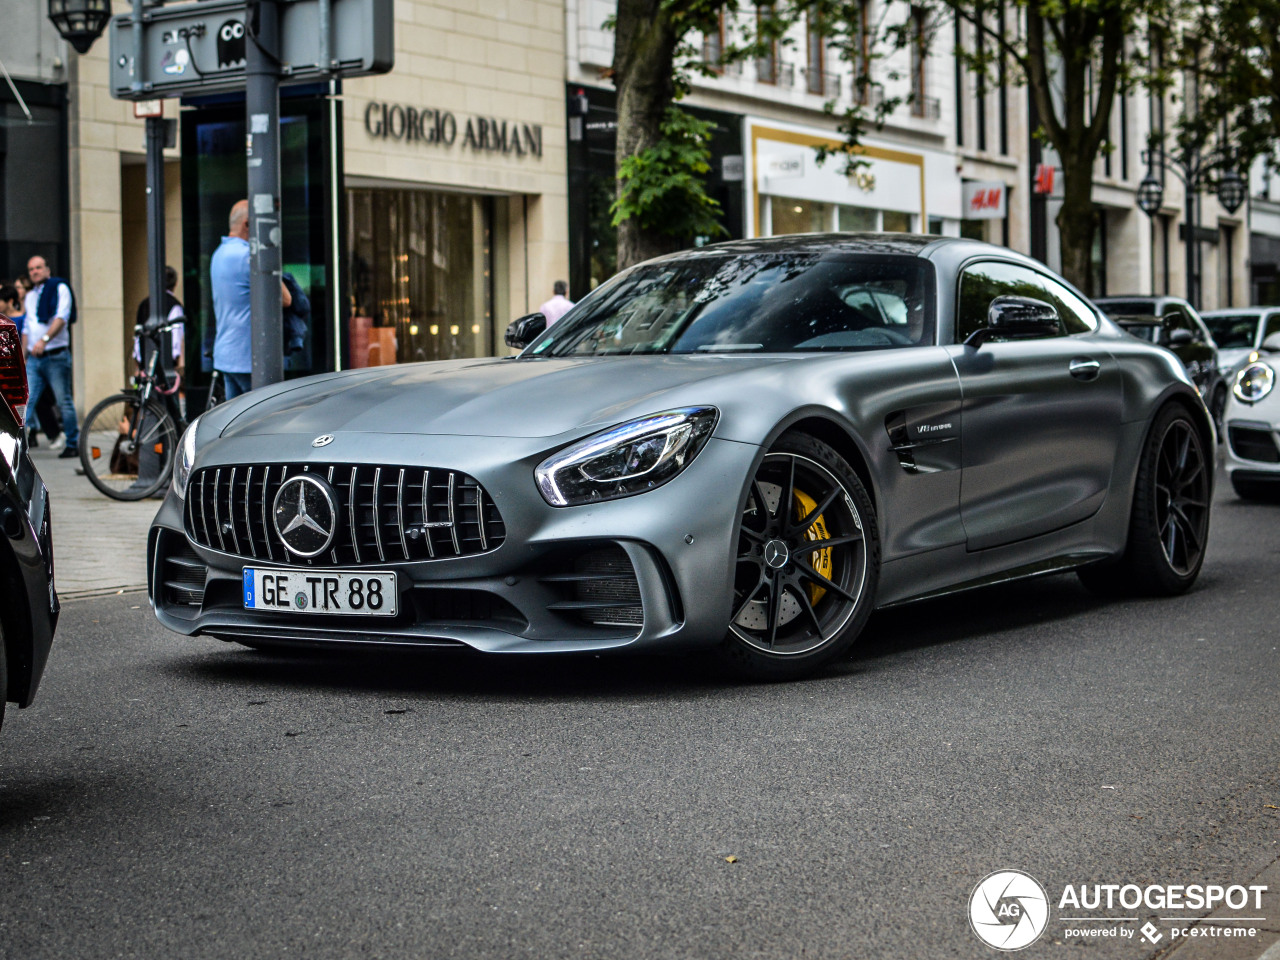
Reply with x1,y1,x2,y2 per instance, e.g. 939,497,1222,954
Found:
717,433,880,680
0,616,7,731
1078,404,1210,597
79,394,178,501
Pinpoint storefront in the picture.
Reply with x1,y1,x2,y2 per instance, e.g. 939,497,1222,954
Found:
745,118,962,239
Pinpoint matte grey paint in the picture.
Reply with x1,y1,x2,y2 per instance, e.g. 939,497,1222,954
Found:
148,235,1213,655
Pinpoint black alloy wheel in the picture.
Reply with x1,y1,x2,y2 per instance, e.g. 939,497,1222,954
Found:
721,433,879,679
1153,416,1211,576
1079,404,1210,596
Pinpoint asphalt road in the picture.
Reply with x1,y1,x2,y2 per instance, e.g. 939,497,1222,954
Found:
2,470,1278,960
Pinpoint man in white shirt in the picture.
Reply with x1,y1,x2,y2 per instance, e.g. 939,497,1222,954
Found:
538,281,575,327
23,256,79,457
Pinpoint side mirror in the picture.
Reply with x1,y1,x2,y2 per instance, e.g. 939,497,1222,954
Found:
965,296,1060,347
504,312,547,350
1261,332,1280,353
1168,328,1194,347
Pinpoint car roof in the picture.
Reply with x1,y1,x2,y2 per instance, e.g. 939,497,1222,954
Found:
1201,307,1276,317
657,232,1030,261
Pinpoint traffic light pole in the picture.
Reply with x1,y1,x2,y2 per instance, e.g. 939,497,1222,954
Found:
246,0,284,389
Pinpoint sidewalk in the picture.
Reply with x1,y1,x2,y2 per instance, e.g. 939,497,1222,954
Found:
30,444,159,600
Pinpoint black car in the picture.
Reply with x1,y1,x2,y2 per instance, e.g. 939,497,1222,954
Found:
1094,295,1227,428
0,315,58,728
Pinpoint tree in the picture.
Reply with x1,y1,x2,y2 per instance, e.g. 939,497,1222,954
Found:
902,0,1176,290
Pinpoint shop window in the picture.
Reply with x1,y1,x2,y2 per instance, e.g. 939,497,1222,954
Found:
347,188,494,366
839,205,878,232
770,196,831,234
883,210,913,233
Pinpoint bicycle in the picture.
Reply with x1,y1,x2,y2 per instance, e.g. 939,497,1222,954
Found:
78,319,222,501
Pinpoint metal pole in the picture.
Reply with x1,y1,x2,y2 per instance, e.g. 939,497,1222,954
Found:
246,0,284,389
1185,165,1197,309
145,116,167,346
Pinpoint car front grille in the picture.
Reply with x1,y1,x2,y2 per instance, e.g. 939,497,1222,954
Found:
1228,426,1280,464
184,463,506,565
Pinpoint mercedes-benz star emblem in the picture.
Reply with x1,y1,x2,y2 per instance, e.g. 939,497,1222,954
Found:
312,434,335,448
763,539,790,569
272,475,338,557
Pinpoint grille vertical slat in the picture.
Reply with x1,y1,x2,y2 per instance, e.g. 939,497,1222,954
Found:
261,465,274,561
212,468,226,552
328,466,339,565
371,466,385,562
226,467,241,555
185,461,503,565
348,466,361,563
421,469,435,559
447,472,460,555
396,468,408,560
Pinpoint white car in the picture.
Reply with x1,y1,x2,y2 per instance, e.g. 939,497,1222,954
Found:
1224,332,1280,499
1202,307,1280,381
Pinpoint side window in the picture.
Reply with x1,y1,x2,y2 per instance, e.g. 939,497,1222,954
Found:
1034,276,1099,335
1263,313,1280,340
956,261,1084,342
1163,309,1194,342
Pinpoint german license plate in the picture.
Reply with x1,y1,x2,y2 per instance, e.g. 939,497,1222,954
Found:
243,568,397,617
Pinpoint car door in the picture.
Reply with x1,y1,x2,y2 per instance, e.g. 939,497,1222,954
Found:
948,260,1125,551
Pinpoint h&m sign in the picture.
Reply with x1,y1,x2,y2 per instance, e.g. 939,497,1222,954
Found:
364,102,543,159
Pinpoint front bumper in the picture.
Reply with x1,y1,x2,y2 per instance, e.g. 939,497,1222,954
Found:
147,435,760,654
1224,416,1280,479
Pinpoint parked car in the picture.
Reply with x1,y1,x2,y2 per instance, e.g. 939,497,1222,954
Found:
0,315,58,728
1222,331,1280,499
148,235,1213,679
1094,295,1227,430
1201,307,1280,380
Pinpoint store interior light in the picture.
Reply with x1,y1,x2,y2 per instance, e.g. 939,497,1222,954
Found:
429,324,439,335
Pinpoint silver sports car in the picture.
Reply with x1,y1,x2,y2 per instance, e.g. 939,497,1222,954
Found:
148,235,1213,678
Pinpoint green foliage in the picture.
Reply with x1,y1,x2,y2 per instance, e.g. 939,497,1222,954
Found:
611,106,729,241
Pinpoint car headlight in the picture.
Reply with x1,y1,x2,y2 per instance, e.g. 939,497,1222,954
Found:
535,407,718,506
173,415,202,500
1234,362,1276,404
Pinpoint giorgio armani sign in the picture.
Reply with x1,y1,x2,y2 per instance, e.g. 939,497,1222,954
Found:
364,102,543,158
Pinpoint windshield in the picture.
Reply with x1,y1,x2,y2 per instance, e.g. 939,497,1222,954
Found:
526,254,934,357
1204,315,1259,349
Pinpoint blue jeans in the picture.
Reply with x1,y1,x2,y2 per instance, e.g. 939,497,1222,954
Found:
26,350,78,448
221,371,252,400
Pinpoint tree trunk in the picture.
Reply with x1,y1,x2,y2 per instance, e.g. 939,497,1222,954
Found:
612,0,683,269
1056,153,1096,291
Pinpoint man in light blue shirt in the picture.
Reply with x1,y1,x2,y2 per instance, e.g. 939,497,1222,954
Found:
210,200,290,399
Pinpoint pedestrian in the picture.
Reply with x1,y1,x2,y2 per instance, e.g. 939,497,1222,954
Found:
0,284,22,339
23,256,78,459
134,265,185,376
10,276,61,448
538,280,575,326
210,199,290,400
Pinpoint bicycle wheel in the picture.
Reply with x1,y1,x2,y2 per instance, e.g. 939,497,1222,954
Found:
79,394,179,501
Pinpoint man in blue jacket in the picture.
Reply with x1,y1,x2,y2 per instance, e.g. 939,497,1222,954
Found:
23,256,78,458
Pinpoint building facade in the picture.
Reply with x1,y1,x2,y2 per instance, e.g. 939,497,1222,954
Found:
1,0,569,420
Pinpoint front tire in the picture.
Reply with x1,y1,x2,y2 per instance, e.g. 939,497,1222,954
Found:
718,433,880,680
1078,404,1210,596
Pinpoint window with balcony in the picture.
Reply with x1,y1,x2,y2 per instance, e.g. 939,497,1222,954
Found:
909,7,928,117
756,7,778,84
703,9,725,73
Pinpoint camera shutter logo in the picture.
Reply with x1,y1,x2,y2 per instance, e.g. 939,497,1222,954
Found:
969,870,1050,951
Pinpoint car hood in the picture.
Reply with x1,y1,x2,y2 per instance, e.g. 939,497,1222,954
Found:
217,355,804,440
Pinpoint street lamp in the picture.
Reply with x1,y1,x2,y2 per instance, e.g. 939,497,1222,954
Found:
1136,148,1248,310
47,0,111,54
1218,169,1246,215
1136,172,1164,216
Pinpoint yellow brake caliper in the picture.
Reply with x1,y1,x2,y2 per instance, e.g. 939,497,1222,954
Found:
793,489,832,605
